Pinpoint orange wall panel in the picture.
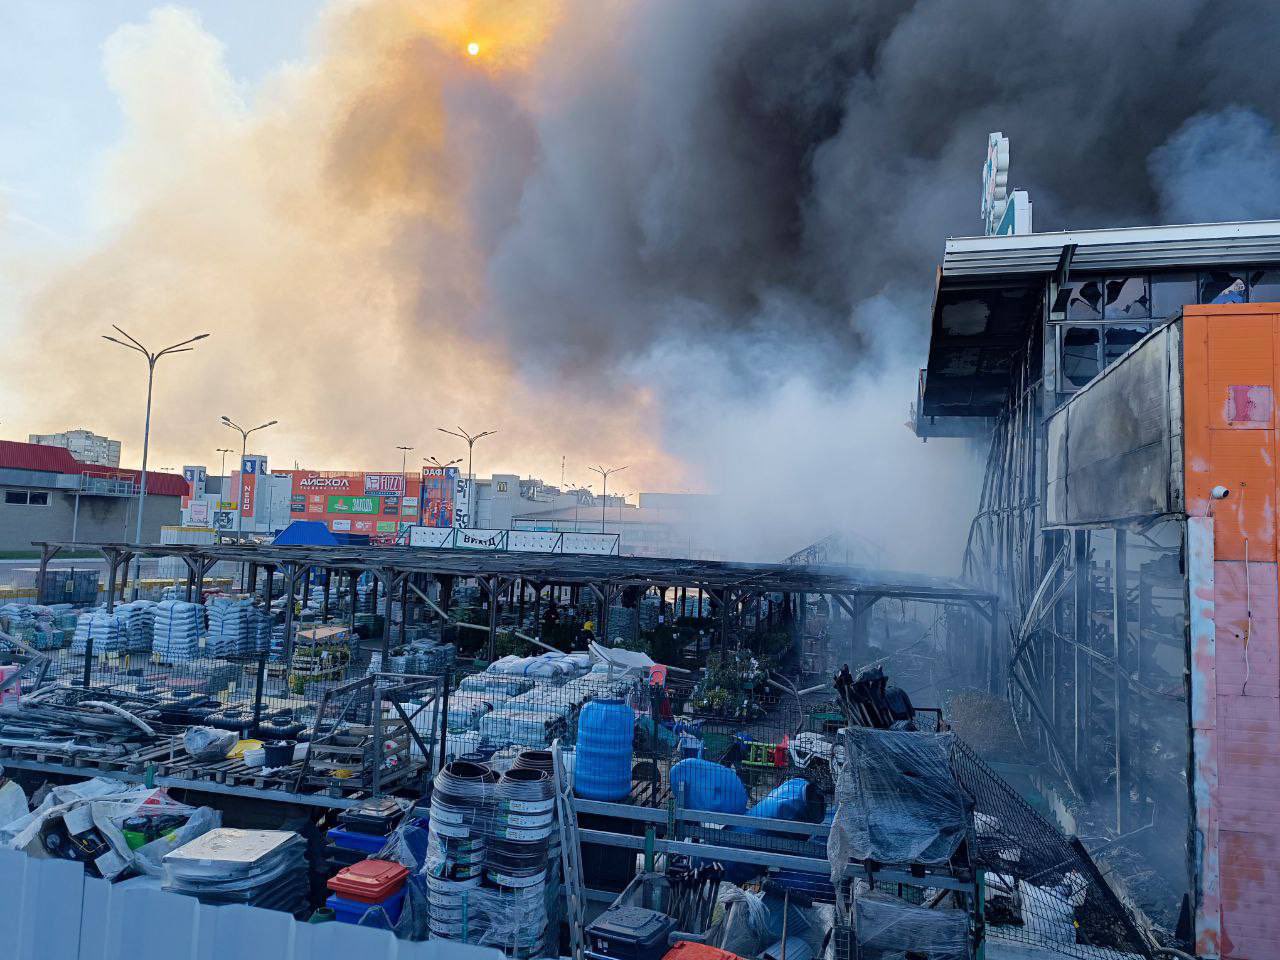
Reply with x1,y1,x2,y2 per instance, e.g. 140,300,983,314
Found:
1184,302,1280,959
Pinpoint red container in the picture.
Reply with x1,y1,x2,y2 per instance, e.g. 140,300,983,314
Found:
326,858,408,903
663,942,744,960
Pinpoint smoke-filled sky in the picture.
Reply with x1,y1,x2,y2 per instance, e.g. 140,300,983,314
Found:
4,0,1280,568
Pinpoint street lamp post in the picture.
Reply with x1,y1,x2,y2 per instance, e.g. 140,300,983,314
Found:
216,447,234,479
396,445,414,536
437,426,496,528
424,456,462,470
220,416,278,542
569,482,591,533
103,325,209,598
588,464,627,533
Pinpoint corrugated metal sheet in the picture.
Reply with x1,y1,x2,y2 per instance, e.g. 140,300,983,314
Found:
942,220,1280,279
0,849,503,960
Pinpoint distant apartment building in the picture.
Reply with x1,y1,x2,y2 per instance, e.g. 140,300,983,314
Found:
28,429,121,467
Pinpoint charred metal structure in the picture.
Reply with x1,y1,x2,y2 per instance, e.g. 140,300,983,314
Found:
32,539,998,665
915,220,1280,955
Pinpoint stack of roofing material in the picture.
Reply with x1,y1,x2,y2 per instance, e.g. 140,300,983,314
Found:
460,673,534,698
152,600,203,661
204,597,252,657
448,693,498,731
114,600,157,653
162,828,308,914
478,709,566,749
71,610,126,655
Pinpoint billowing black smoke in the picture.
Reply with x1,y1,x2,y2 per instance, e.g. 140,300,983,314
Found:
477,0,1280,380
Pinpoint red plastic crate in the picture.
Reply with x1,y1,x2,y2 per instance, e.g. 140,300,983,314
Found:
326,858,409,903
663,942,744,960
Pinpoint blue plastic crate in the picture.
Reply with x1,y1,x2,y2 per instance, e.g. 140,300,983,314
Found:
326,827,387,856
326,887,405,926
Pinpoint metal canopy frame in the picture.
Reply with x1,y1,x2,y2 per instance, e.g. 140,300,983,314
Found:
32,540,995,605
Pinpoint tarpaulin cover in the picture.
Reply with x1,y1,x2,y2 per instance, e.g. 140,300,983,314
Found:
854,891,972,960
828,728,971,872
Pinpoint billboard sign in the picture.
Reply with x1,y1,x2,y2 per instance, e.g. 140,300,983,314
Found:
327,495,380,515
508,531,561,553
406,527,621,555
364,473,405,496
330,518,352,532
420,467,460,528
239,471,256,518
213,510,235,531
409,526,453,548
188,500,210,525
456,528,505,551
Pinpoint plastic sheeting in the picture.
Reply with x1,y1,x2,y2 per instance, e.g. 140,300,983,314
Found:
853,891,972,960
828,728,971,873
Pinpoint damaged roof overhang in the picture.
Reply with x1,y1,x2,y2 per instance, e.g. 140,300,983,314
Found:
916,219,1280,424
919,271,1043,419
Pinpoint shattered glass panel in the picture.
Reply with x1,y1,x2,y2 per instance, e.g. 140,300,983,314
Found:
1150,272,1197,318
1199,269,1245,304
1103,276,1150,319
1103,323,1150,367
1248,268,1280,303
1061,325,1101,388
1053,278,1103,320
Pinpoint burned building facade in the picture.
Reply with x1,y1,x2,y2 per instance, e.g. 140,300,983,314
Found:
916,219,1280,959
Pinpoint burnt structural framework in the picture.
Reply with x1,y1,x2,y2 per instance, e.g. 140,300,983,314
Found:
914,218,1280,945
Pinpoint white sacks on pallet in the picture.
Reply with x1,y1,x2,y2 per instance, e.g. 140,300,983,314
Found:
152,600,203,660
71,610,127,655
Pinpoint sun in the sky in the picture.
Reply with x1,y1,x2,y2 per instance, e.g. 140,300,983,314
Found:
466,42,480,56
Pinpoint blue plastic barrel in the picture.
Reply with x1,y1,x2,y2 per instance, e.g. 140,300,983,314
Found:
575,698,634,800
669,758,748,813
744,777,826,822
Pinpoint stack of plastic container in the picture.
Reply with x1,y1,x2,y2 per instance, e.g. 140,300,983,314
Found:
71,610,126,655
162,828,308,914
486,766,555,957
152,600,203,660
205,597,252,657
425,760,496,943
326,859,409,926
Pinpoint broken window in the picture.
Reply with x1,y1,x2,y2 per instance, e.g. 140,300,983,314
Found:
1150,272,1197,318
1053,278,1104,320
1248,268,1280,302
1061,325,1101,388
1104,276,1151,319
1103,323,1150,367
1199,269,1246,304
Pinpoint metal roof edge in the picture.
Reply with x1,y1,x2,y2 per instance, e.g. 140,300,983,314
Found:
944,219,1280,253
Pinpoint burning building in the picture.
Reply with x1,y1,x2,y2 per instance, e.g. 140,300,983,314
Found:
916,194,1280,956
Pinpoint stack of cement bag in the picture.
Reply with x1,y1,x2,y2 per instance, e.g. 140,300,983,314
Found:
71,610,127,655
115,600,157,653
205,597,253,657
249,606,273,655
152,600,204,660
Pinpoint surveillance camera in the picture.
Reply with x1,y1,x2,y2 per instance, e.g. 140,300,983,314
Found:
1211,485,1230,500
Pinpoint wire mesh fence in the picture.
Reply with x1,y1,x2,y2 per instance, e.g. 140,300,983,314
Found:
950,737,1153,958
